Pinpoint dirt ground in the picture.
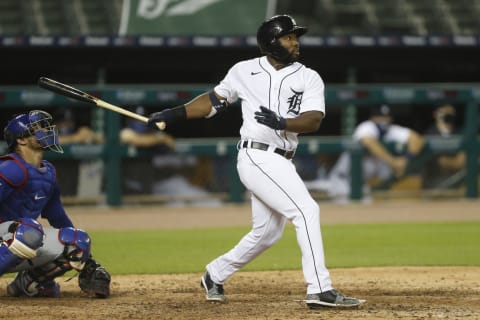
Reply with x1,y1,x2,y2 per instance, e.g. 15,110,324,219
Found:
0,199,479,320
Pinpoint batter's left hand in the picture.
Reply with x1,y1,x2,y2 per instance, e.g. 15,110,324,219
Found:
147,109,173,130
254,106,287,130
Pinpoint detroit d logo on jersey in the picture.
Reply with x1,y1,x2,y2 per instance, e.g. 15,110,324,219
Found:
286,88,303,115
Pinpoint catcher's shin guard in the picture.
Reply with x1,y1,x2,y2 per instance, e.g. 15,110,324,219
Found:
78,257,111,298
6,255,74,298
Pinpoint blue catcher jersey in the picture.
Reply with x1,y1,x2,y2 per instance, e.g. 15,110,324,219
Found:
0,153,73,228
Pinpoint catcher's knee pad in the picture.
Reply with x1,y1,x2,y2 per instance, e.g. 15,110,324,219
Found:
0,218,44,275
8,218,44,259
58,227,91,271
22,228,93,283
6,227,94,297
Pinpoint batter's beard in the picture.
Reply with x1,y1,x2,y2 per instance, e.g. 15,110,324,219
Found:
282,52,300,64
269,47,300,67
289,52,300,62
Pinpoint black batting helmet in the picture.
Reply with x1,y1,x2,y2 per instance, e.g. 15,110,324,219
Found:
257,15,307,63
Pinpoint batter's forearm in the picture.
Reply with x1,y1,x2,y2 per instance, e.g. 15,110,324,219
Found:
185,93,214,119
285,111,323,133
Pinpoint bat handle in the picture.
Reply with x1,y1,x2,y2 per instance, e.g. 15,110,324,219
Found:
156,122,166,130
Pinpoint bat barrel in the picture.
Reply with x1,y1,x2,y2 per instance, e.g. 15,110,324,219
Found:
37,76,166,130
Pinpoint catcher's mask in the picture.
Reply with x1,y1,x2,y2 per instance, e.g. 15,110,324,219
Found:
4,110,63,153
256,14,307,64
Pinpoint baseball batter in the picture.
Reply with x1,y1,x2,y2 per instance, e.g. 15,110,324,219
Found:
0,110,110,298
148,15,363,308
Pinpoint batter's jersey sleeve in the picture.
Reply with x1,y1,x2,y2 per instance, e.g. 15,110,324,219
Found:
213,62,242,104
299,67,326,116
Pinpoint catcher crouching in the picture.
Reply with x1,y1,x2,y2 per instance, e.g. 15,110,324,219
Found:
0,110,110,298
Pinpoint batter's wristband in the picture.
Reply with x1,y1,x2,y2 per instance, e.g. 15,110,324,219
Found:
166,105,187,122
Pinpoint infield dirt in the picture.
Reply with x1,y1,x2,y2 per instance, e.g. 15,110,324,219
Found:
0,200,479,320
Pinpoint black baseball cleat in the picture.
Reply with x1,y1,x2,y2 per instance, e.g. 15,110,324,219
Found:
305,289,365,308
7,270,60,298
200,271,226,302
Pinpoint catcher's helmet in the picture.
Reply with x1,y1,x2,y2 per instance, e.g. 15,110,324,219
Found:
257,15,307,63
4,110,63,153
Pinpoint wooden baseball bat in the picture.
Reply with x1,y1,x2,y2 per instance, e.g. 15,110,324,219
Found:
37,77,166,130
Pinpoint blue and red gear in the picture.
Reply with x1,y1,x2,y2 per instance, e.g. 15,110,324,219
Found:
0,153,73,228
59,227,91,270
0,218,44,275
3,110,63,153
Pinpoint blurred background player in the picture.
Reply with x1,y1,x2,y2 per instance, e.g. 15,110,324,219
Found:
56,108,103,145
306,104,425,203
54,108,104,198
421,104,466,189
120,106,175,149
120,106,221,206
120,105,175,195
0,110,110,298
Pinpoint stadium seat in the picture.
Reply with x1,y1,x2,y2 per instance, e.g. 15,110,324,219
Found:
326,0,377,35
0,0,24,35
0,0,478,36
370,0,424,35
446,0,480,34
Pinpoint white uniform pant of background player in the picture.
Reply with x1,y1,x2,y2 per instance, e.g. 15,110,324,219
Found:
206,148,333,294
328,152,394,201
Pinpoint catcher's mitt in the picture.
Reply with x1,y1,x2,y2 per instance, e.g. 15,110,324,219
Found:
78,257,111,298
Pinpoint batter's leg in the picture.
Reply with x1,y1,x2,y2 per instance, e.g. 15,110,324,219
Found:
206,193,286,284
237,150,333,294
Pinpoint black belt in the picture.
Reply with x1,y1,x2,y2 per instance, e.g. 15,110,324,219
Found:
240,141,295,160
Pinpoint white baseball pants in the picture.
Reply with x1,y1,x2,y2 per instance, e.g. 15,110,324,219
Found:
206,147,333,294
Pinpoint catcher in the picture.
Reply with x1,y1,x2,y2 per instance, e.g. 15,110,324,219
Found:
0,110,110,298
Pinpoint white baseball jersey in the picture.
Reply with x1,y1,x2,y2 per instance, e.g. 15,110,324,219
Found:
206,56,333,295
214,56,326,151
353,120,410,144
353,120,411,180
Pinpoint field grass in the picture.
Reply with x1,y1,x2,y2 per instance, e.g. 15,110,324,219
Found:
89,221,480,274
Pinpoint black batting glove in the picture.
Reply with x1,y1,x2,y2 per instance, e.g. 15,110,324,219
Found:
147,110,172,130
254,106,287,130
